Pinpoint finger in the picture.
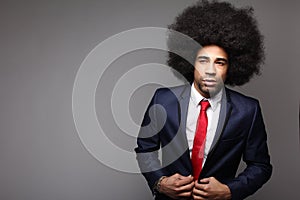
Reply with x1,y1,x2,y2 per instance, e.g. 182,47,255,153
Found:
193,195,207,200
176,175,194,185
193,186,209,197
175,174,192,180
193,195,206,200
169,173,188,182
172,173,186,180
172,173,181,179
177,180,195,192
193,190,208,200
194,181,208,191
199,177,210,184
177,190,193,198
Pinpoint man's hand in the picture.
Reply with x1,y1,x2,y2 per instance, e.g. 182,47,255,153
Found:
192,177,231,200
159,173,194,199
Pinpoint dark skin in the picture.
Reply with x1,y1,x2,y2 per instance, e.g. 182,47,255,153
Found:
159,175,231,200
192,177,231,200
159,173,194,199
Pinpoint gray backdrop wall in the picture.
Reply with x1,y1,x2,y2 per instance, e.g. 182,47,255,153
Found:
1,0,299,199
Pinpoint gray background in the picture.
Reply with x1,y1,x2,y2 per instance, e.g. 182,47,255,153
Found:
1,0,300,199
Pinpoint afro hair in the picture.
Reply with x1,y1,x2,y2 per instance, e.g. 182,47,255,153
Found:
167,0,265,86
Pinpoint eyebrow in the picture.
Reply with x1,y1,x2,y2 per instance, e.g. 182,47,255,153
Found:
215,58,228,63
197,56,209,60
197,56,228,63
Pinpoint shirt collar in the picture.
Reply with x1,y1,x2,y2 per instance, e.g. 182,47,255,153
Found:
190,82,223,111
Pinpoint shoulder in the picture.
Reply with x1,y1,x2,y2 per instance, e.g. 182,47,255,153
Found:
154,84,190,99
225,87,260,108
152,84,190,105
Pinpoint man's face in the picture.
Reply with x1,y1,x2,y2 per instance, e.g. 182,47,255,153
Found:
194,45,228,98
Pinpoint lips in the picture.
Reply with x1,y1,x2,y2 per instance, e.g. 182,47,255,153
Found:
203,79,217,87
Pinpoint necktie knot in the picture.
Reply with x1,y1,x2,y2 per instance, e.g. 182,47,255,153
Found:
200,100,210,111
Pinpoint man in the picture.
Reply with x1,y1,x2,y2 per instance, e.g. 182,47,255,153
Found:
135,1,272,200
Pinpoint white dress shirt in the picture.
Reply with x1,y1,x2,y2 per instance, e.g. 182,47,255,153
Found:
186,83,223,166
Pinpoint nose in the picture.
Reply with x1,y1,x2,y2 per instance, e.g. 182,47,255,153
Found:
205,62,216,76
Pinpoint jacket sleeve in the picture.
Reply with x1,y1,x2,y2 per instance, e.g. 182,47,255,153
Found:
134,89,166,194
225,101,272,200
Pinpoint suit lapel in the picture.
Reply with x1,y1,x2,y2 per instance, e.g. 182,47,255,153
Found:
208,87,233,154
176,85,193,172
199,88,233,179
172,86,233,174
178,86,190,149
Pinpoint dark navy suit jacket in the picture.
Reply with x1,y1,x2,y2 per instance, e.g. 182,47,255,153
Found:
135,85,272,200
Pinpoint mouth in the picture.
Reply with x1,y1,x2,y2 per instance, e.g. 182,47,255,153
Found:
202,79,217,87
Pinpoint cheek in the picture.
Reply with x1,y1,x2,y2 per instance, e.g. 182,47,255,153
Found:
194,65,204,76
216,66,228,79
220,69,228,81
194,69,199,80
194,68,202,80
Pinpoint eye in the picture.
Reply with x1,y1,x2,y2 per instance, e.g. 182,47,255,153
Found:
199,59,209,64
215,61,225,66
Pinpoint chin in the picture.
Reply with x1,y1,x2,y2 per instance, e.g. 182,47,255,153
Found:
206,86,222,96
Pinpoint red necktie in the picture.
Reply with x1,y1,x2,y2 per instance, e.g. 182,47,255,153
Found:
191,100,210,180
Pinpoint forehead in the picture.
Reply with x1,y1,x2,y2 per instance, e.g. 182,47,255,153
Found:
197,45,228,58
